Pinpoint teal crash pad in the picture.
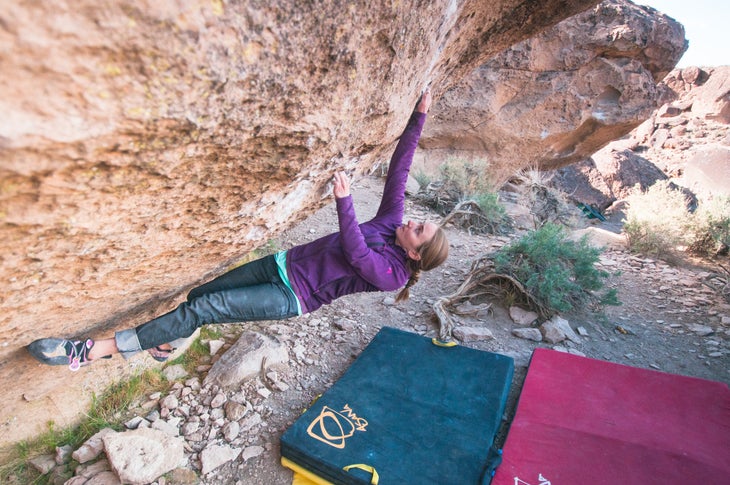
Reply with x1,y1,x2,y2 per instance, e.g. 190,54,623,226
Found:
280,327,514,484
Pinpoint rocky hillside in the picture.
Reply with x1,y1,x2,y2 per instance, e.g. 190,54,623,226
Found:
550,65,730,209
0,0,687,448
14,160,730,485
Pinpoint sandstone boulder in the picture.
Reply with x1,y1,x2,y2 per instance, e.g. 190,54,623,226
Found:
2,0,609,446
418,0,687,184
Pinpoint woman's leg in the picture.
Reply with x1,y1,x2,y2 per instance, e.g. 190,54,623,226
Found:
28,255,299,367
186,256,279,301
132,282,298,349
114,255,299,357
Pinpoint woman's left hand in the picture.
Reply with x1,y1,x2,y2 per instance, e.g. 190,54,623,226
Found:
333,171,351,199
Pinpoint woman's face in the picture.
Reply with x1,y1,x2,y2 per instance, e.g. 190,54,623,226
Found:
395,220,438,260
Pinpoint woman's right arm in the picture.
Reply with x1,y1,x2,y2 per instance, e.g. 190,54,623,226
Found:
374,92,430,220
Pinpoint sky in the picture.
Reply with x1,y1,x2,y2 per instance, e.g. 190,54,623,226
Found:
637,0,729,67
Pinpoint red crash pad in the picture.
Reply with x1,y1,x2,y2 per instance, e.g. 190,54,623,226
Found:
492,348,730,485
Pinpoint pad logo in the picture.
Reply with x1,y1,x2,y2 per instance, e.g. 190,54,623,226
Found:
306,404,368,449
515,474,551,485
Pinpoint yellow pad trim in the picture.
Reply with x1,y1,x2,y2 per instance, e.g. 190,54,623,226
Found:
431,337,458,347
343,463,379,484
281,457,335,485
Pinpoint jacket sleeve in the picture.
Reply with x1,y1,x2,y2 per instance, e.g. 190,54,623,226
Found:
375,111,427,220
336,195,404,291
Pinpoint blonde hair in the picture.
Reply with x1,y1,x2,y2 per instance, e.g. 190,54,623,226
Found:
395,226,449,302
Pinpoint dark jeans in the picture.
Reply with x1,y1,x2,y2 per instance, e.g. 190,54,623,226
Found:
115,255,299,355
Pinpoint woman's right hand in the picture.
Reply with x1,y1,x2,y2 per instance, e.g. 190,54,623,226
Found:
416,88,432,113
333,171,351,199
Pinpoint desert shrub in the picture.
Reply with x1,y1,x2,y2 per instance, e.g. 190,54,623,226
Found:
624,181,730,258
416,158,512,234
517,169,582,228
493,223,619,315
623,181,693,257
687,196,730,256
413,169,432,190
472,191,509,227
438,158,493,196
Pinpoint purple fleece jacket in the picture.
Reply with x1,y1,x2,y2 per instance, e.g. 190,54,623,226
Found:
286,111,427,314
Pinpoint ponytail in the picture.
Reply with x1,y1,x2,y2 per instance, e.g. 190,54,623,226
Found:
395,262,421,302
395,226,448,302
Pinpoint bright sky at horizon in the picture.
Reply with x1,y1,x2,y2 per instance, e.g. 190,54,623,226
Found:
637,0,729,68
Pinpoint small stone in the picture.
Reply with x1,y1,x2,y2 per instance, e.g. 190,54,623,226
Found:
687,324,713,336
257,387,272,399
76,458,111,478
151,418,180,437
452,326,495,342
223,421,240,442
241,445,265,462
163,364,189,381
509,306,538,326
200,443,241,475
240,413,262,432
55,444,73,465
224,401,248,421
125,416,148,430
209,339,226,356
160,394,179,410
169,467,199,485
512,328,542,342
72,428,116,464
211,392,227,408
181,421,200,436
29,454,56,475
334,318,357,331
141,399,159,410
382,296,396,306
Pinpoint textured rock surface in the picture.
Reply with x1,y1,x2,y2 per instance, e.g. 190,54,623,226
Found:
1,0,609,446
418,0,686,184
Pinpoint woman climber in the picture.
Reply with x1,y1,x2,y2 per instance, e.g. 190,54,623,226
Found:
28,89,448,371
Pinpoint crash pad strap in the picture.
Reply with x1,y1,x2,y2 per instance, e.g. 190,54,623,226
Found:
343,463,379,484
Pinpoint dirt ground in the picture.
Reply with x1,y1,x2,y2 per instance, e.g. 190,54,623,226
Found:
197,174,729,485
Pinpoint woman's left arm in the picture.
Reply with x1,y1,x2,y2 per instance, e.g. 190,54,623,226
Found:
335,188,405,291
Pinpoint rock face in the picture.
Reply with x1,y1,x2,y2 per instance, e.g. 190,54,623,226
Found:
418,0,686,184
2,0,610,446
550,66,730,209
